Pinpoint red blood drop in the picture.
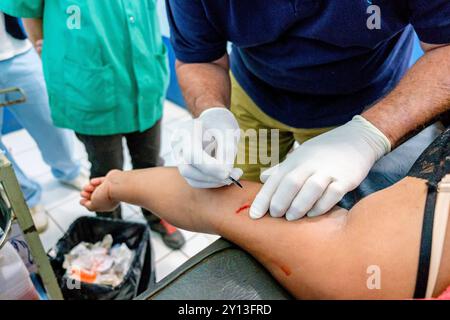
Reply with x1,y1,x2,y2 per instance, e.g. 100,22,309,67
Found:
235,204,251,214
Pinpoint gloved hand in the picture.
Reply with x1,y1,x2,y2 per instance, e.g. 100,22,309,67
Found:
171,107,243,188
250,116,391,221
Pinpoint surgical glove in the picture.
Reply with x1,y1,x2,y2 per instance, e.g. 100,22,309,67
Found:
171,107,243,188
250,116,391,221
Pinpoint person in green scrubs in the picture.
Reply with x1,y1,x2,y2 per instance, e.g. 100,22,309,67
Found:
0,0,186,249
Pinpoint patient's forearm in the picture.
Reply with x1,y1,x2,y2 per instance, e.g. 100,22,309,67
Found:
106,168,251,234
104,168,350,298
105,168,345,296
105,168,435,299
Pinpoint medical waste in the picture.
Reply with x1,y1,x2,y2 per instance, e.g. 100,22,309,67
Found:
63,234,134,287
50,216,153,300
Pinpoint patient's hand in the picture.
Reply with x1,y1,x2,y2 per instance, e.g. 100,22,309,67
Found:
80,177,120,212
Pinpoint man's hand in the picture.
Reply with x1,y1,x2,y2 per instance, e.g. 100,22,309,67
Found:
80,176,120,212
35,39,43,56
171,107,243,188
250,116,391,221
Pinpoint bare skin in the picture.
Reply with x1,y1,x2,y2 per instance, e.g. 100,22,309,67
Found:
176,55,230,117
80,167,450,299
364,43,450,147
22,18,43,56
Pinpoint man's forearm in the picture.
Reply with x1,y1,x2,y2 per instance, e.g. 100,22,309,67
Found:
363,45,450,147
22,18,43,47
176,54,231,117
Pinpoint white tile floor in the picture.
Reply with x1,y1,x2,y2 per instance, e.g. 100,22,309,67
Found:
2,101,220,282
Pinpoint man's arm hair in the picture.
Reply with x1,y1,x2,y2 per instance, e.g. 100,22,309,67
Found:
176,54,231,117
363,43,450,147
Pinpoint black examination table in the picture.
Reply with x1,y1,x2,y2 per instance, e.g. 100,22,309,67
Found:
136,239,293,300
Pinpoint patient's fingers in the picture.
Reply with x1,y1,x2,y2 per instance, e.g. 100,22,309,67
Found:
80,199,92,210
90,177,105,186
80,191,92,200
83,184,95,193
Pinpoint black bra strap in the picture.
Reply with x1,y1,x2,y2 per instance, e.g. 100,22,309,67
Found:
413,182,438,299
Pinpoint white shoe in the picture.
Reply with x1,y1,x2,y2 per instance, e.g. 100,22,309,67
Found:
29,205,49,234
60,170,90,191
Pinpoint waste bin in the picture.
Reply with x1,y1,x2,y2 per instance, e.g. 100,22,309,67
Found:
49,216,154,300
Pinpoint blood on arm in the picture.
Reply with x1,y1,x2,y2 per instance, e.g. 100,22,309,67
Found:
235,204,251,214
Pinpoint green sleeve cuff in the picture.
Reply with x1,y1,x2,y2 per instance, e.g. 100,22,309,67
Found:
0,0,44,18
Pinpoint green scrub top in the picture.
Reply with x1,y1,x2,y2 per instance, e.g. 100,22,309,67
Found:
0,0,170,135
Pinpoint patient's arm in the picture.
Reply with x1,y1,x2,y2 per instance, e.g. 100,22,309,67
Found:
81,168,450,299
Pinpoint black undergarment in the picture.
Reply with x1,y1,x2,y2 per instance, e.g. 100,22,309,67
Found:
409,128,450,298
408,128,450,184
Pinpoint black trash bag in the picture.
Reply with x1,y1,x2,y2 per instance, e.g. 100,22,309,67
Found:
48,216,154,300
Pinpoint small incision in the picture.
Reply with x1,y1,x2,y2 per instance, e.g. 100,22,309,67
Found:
279,265,292,277
269,259,292,277
235,203,251,214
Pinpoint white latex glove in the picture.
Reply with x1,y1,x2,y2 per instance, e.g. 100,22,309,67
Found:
171,107,243,188
250,116,391,221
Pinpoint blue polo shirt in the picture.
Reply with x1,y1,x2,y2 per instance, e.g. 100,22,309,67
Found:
166,0,450,128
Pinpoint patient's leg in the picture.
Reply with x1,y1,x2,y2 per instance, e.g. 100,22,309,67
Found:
83,168,450,299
